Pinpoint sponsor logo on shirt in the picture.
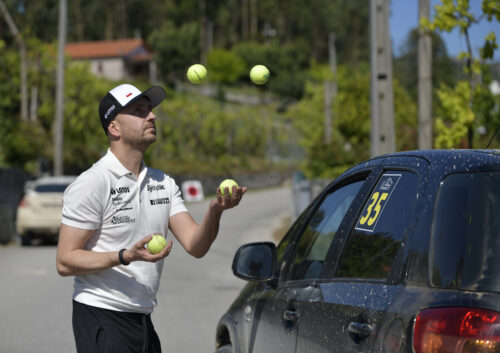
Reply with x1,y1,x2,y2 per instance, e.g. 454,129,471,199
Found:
111,215,136,224
115,206,133,212
111,196,123,205
110,186,130,195
150,197,170,206
147,184,165,192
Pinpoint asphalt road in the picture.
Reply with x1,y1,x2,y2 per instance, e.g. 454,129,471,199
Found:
0,186,293,353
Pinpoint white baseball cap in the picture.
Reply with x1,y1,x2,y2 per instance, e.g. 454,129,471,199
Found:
99,84,166,134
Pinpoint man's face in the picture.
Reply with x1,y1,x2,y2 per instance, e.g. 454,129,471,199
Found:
114,97,157,148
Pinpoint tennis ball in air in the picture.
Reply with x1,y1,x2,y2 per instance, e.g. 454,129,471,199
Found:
148,234,167,254
220,179,239,197
250,65,270,85
187,64,207,84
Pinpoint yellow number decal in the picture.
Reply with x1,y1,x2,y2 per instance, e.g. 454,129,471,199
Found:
359,192,379,225
367,192,388,226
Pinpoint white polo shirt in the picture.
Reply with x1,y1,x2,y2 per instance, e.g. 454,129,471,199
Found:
61,149,188,313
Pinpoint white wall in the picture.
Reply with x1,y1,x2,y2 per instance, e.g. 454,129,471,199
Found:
89,58,126,81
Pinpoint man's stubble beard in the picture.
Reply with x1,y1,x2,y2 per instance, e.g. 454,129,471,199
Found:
123,131,156,153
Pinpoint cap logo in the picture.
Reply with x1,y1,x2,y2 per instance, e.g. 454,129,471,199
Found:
104,104,116,120
126,92,133,97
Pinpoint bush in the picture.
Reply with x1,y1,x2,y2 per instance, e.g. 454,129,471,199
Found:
207,49,246,84
232,41,309,99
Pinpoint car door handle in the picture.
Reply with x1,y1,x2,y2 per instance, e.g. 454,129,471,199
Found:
347,322,374,337
283,310,299,322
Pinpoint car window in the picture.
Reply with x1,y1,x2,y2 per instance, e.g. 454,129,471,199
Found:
288,179,365,281
277,213,303,262
430,172,500,293
274,205,310,279
34,184,71,193
336,171,418,280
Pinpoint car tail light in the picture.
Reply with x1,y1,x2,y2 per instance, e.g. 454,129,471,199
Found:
413,307,499,353
19,197,28,207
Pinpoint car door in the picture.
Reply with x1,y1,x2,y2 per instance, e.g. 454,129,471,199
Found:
249,173,370,353
295,169,421,353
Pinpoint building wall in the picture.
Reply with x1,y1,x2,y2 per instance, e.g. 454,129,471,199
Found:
89,58,127,81
72,57,154,82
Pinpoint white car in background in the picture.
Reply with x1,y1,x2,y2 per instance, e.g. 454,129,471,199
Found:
16,176,76,245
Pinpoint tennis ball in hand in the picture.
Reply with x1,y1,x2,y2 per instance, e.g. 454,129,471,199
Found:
250,65,270,85
148,234,167,254
220,179,239,197
187,64,207,84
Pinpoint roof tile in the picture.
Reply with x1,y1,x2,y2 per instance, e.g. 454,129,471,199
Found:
65,38,149,59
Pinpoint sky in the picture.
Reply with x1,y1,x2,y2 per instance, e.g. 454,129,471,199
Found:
390,0,500,60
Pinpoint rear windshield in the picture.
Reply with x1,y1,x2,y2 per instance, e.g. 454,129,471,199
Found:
34,184,70,193
430,172,500,293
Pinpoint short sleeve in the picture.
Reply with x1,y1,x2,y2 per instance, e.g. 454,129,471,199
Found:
169,177,188,217
61,170,106,230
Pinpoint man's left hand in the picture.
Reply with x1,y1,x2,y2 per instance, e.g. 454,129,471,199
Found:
215,185,247,211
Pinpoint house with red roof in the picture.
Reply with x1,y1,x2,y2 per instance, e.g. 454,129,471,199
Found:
65,38,157,82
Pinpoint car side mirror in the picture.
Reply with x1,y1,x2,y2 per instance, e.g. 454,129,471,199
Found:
232,242,277,281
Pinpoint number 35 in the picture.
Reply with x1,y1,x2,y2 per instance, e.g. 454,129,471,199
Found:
359,192,388,226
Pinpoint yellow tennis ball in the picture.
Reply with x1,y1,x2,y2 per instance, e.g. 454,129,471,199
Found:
250,65,270,85
187,64,207,84
148,234,167,254
220,179,239,196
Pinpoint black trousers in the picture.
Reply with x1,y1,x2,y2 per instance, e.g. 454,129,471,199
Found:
72,300,162,353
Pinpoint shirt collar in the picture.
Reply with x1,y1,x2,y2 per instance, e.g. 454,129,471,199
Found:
103,148,152,178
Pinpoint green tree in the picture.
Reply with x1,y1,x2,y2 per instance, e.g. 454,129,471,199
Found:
206,48,246,105
257,0,369,65
207,48,246,84
148,20,200,83
63,62,111,171
423,0,500,148
434,81,475,148
149,92,282,176
232,41,309,98
0,0,399,177
394,28,460,107
0,38,113,173
0,39,50,171
289,64,417,178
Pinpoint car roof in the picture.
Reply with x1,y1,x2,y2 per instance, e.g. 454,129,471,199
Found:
344,149,500,175
24,176,77,192
32,176,77,185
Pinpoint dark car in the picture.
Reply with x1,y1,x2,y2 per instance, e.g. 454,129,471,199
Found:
0,168,32,244
214,149,500,353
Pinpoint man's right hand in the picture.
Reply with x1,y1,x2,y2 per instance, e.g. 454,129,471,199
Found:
57,225,173,277
123,235,173,264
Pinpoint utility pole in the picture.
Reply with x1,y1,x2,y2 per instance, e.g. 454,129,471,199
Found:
199,0,207,65
241,0,249,40
250,0,258,40
370,0,395,157
54,0,66,176
418,0,432,149
324,32,337,144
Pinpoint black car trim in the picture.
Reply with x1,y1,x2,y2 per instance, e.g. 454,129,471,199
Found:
320,167,383,280
382,166,429,286
282,167,378,284
428,169,500,294
330,162,429,284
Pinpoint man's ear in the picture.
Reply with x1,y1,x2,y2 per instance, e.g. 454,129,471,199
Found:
108,120,120,139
